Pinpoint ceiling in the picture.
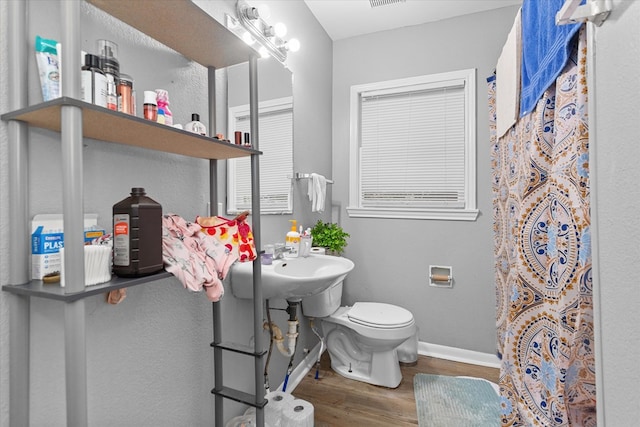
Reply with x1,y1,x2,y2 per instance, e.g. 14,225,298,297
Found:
302,0,522,41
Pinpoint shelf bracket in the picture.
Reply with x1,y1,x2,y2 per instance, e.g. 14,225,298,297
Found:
556,0,612,27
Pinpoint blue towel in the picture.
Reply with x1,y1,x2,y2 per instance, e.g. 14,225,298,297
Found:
519,0,583,117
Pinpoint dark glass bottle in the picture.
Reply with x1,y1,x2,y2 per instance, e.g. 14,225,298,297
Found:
112,187,163,277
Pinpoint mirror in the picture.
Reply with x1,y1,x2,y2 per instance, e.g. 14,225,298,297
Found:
227,58,293,108
226,58,294,215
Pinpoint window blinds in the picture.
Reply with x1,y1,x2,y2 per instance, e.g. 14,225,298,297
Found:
231,107,293,213
359,83,466,208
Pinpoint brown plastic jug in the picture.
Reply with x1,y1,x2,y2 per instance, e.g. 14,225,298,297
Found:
112,187,163,277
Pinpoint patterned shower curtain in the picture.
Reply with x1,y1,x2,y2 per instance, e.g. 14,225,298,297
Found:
488,27,596,426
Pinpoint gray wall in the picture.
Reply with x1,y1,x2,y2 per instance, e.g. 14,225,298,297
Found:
593,0,640,424
1,0,638,425
332,6,520,355
0,0,332,426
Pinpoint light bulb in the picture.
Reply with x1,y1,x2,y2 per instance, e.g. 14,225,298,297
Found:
259,46,270,58
274,22,287,38
242,32,255,45
257,4,271,19
287,38,300,52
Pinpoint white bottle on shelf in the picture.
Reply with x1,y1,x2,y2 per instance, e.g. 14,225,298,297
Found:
185,113,207,135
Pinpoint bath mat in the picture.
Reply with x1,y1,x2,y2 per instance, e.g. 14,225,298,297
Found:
413,374,500,427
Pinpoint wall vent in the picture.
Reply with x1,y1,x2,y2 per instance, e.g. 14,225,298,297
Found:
369,0,406,8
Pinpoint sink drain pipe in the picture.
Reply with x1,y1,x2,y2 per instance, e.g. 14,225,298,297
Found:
282,301,299,391
263,301,300,391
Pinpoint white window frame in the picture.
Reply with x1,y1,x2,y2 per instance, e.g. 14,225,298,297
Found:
227,96,293,215
347,69,478,221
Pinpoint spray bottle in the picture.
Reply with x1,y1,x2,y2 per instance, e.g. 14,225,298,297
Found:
155,89,173,125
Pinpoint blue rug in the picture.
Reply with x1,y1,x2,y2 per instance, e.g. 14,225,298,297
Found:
414,374,500,427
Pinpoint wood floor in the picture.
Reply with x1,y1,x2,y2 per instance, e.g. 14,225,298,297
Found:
292,353,499,426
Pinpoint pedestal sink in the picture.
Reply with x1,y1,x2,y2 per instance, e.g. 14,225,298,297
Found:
229,254,355,301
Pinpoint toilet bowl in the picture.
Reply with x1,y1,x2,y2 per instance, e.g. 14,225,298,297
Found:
301,281,417,388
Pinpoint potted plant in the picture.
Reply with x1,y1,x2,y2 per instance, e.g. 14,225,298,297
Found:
310,220,350,256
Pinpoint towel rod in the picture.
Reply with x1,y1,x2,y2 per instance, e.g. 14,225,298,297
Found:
291,172,334,184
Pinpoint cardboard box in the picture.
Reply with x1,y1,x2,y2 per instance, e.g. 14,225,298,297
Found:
31,214,104,280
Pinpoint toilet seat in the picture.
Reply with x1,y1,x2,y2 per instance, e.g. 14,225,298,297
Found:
347,302,414,329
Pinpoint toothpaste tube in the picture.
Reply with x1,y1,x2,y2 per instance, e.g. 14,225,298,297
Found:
35,35,60,101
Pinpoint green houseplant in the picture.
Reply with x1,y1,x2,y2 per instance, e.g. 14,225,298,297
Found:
310,220,350,255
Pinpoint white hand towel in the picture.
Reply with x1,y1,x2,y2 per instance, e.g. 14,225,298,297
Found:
496,8,521,138
307,173,327,213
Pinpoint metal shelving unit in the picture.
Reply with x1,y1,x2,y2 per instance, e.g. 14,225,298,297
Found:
2,271,173,303
2,1,266,426
0,97,260,160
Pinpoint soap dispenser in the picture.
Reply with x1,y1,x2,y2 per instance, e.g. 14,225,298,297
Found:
285,219,300,257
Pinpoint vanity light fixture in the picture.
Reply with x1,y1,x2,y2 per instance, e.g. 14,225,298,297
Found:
227,1,300,64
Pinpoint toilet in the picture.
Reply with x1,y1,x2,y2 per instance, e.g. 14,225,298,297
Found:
301,281,418,388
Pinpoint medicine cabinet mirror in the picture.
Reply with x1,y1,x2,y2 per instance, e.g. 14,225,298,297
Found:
226,59,294,215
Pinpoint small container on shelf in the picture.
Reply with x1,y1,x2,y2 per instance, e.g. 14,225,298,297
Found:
143,90,157,121
117,73,134,115
185,113,207,135
81,53,107,108
97,39,119,111
155,89,173,125
113,187,163,278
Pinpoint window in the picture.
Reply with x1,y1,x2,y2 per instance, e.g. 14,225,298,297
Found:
227,97,293,214
347,69,478,221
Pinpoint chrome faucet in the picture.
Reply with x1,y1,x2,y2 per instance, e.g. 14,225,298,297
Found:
273,245,293,260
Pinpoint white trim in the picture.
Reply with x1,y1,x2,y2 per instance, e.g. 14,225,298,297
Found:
229,96,293,121
465,68,477,213
585,21,604,426
346,206,479,221
418,341,501,369
362,79,466,98
348,68,477,221
286,340,500,394
280,341,323,392
227,96,293,215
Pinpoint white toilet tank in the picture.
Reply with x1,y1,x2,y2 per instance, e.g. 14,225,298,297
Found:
301,280,344,318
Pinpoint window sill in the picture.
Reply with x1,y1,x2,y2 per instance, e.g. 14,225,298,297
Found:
346,206,479,221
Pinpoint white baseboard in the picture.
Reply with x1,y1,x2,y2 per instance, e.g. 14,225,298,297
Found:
279,342,323,393
418,341,501,369
285,340,500,393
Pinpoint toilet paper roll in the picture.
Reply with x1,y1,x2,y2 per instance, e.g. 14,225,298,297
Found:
310,247,325,255
265,390,294,426
226,412,276,427
281,399,314,427
225,414,257,427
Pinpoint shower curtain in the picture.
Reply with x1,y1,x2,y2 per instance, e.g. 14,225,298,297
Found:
489,27,596,426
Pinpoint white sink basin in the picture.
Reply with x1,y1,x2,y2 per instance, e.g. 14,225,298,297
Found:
230,254,355,301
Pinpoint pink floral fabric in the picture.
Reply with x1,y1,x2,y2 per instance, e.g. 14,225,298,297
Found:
162,214,237,302
196,214,257,263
